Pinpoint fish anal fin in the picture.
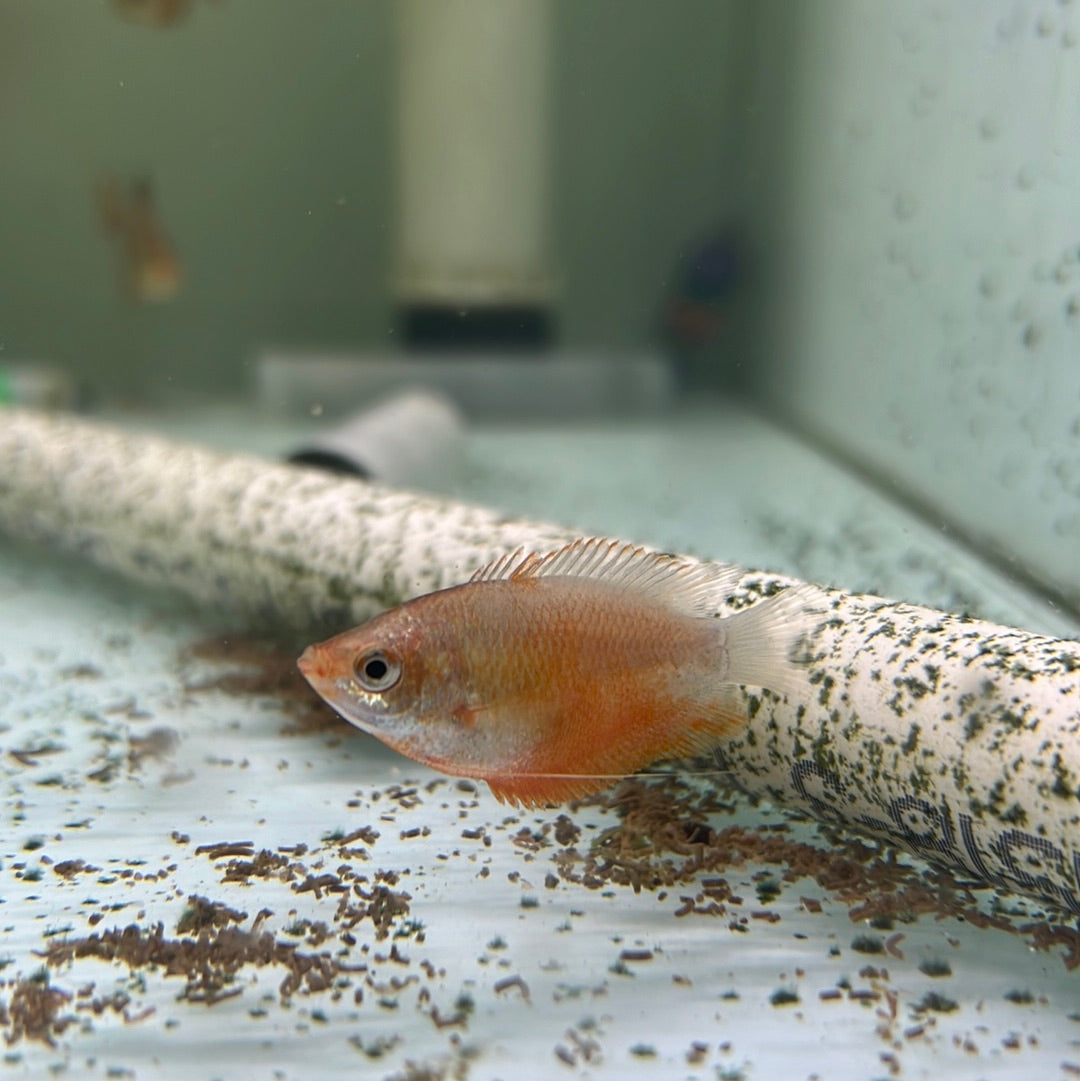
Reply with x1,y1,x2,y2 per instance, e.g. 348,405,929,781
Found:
658,695,748,760
482,692,748,809
485,772,613,809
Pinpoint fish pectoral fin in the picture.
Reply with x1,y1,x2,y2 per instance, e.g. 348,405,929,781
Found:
451,702,487,728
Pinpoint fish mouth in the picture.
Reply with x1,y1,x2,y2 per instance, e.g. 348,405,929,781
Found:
297,643,331,685
297,644,379,737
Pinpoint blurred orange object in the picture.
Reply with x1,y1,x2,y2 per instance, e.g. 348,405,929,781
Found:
111,0,221,28
99,177,183,304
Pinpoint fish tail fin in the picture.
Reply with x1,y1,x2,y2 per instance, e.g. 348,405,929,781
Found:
720,583,831,699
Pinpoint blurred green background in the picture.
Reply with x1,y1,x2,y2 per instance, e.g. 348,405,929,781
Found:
0,0,778,397
1,1,1077,608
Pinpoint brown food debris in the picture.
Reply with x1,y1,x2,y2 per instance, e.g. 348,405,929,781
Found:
127,726,179,770
176,896,248,934
195,840,255,860
219,848,293,884
0,976,74,1047
9,744,65,767
885,932,906,960
686,1040,709,1065
539,775,1075,964
86,762,117,784
493,975,531,1002
59,663,103,679
337,885,413,941
1020,921,1080,971
553,814,580,846
180,633,343,735
879,1050,901,1077
53,859,99,879
296,873,346,900
43,921,355,1005
330,826,380,847
554,776,924,903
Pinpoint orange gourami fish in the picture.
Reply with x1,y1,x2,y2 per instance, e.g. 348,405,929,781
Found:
298,538,825,808
99,178,183,303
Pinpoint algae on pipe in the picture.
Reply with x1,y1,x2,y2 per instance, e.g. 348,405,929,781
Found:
0,409,1077,913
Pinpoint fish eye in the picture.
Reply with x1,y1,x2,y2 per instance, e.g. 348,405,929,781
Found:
353,649,402,693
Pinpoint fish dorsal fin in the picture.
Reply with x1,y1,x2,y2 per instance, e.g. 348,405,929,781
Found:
469,538,742,617
469,546,529,583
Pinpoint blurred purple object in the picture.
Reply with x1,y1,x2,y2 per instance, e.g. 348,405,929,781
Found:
678,233,741,304
662,230,743,389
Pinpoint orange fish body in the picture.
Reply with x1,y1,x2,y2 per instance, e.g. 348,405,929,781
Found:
299,539,822,807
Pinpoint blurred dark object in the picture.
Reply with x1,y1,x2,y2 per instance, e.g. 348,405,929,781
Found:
661,231,742,391
286,388,465,490
401,305,553,351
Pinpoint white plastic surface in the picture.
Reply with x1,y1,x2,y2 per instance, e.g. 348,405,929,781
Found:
1,405,1077,1080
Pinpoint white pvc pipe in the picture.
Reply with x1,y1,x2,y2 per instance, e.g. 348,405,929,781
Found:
394,0,554,305
1,410,1078,914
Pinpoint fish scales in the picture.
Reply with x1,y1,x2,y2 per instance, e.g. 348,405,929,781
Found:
450,576,730,797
